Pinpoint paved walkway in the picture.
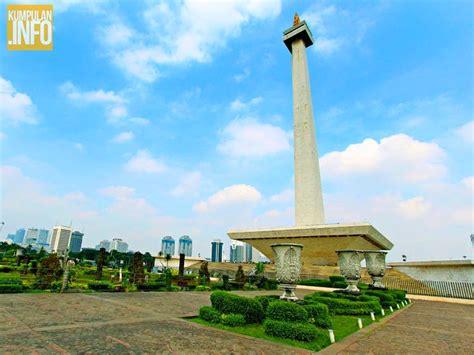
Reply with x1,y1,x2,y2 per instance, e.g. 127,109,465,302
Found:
0,291,472,354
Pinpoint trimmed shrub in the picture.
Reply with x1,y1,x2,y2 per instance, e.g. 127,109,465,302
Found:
304,292,381,315
50,281,63,293
0,284,23,293
329,275,345,283
387,289,407,302
195,285,211,291
221,313,246,327
210,291,264,323
358,282,369,290
333,281,348,289
255,295,280,312
0,278,22,285
304,303,332,328
264,320,318,342
0,266,15,273
137,282,166,291
266,300,308,322
365,290,397,308
263,279,278,290
199,306,221,323
87,281,113,291
169,285,181,292
299,279,333,288
243,283,258,291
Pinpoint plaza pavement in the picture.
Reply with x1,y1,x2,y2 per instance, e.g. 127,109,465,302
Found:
0,290,472,354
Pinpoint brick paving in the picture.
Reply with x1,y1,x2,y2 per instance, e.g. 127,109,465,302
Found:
0,291,472,354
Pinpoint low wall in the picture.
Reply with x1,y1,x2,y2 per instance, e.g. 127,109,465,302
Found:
388,260,474,283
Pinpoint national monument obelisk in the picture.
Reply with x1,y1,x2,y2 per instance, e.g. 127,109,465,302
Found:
284,14,325,226
228,15,393,266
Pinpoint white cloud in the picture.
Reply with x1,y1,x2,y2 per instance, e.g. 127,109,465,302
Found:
193,184,262,212
60,81,124,104
230,96,262,111
97,21,134,47
129,117,151,126
233,68,250,82
99,185,136,199
124,150,167,173
73,142,85,151
172,171,202,196
269,188,294,204
0,77,38,125
461,176,474,190
218,118,291,158
111,131,134,143
99,0,282,82
0,132,6,140
454,120,473,143
397,196,431,219
321,134,446,183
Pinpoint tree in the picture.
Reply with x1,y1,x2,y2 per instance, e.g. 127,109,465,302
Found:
96,248,106,280
35,254,63,289
199,261,210,285
144,252,154,272
129,252,145,285
165,253,172,269
235,265,246,288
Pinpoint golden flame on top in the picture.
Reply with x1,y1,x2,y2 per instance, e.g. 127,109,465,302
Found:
293,13,300,26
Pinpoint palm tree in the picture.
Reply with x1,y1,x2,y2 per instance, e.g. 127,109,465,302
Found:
165,253,171,269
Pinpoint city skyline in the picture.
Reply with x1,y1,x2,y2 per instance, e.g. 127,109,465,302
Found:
1,1,472,261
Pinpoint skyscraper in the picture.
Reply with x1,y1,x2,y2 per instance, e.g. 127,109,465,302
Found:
211,239,223,262
50,226,72,254
96,240,111,251
70,231,84,253
244,243,253,263
161,236,175,256
14,228,26,244
24,228,39,246
37,229,49,245
178,235,192,257
110,238,128,253
230,242,244,263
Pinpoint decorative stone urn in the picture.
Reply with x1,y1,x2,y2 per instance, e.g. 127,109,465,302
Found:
364,250,387,289
336,250,363,294
271,243,303,301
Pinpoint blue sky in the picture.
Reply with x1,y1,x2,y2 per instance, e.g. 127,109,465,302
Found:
1,0,472,261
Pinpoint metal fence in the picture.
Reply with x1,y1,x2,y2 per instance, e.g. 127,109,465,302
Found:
384,277,474,300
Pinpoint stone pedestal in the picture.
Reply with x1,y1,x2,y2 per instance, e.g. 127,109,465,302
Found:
271,243,303,301
336,250,363,294
364,250,387,289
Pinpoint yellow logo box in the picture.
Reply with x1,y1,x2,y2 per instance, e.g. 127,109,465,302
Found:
7,4,53,51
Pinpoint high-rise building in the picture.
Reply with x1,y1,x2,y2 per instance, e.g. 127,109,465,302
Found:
24,228,39,246
244,243,253,263
70,231,84,253
50,226,72,254
96,240,111,251
110,238,128,253
37,229,49,245
161,236,175,256
14,228,26,244
7,233,15,241
230,241,245,263
211,239,223,262
178,235,192,257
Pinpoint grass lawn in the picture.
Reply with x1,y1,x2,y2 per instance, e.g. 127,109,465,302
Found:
189,310,396,352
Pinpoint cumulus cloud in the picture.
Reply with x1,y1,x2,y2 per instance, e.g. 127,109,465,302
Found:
124,150,167,173
171,171,202,196
269,188,294,204
0,77,39,125
230,96,262,111
129,117,151,126
60,81,124,104
193,184,262,212
111,131,134,143
218,118,291,158
98,0,282,82
454,120,473,143
320,134,446,183
99,185,136,199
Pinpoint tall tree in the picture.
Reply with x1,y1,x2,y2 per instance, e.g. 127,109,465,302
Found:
96,247,106,280
129,252,145,285
35,254,62,289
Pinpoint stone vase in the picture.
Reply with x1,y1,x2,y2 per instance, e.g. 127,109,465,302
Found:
271,243,303,301
336,250,363,294
364,250,387,289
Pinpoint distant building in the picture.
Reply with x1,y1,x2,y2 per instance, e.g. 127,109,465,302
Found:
37,229,49,245
50,226,72,254
211,239,223,262
70,231,84,253
24,228,39,246
7,233,15,241
14,228,26,244
245,243,253,263
230,242,245,263
161,236,175,256
110,238,128,253
96,240,111,251
178,235,192,257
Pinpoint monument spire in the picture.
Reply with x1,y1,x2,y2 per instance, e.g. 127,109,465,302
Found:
283,16,325,226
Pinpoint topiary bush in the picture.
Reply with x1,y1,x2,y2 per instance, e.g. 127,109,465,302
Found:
50,281,63,293
199,306,221,323
266,300,308,322
299,279,333,287
264,319,319,342
0,284,23,293
243,283,258,291
137,282,166,291
365,290,397,308
195,285,211,291
221,313,246,327
304,292,381,315
304,303,332,328
386,289,407,302
255,295,280,312
329,275,345,283
88,281,113,291
210,291,264,323
332,281,348,289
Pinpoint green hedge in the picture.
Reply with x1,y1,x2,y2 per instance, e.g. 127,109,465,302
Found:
299,278,348,289
385,289,407,302
266,301,308,322
87,281,113,291
0,284,23,293
199,306,221,323
137,282,166,291
221,313,246,327
255,295,280,312
210,291,264,324
0,278,22,285
264,320,319,342
0,266,15,273
50,281,63,293
329,276,345,283
365,290,397,307
304,303,332,328
195,285,212,291
304,292,381,315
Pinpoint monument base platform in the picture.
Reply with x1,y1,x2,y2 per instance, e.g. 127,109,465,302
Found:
228,223,393,266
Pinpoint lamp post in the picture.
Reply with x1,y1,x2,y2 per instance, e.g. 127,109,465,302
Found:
119,260,124,282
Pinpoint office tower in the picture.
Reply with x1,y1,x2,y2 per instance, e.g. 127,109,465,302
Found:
230,241,245,263
96,240,111,251
178,235,192,257
50,226,72,254
24,228,39,246
37,229,50,245
244,243,253,262
110,238,128,253
211,239,223,262
14,228,26,245
161,236,175,256
70,231,84,253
